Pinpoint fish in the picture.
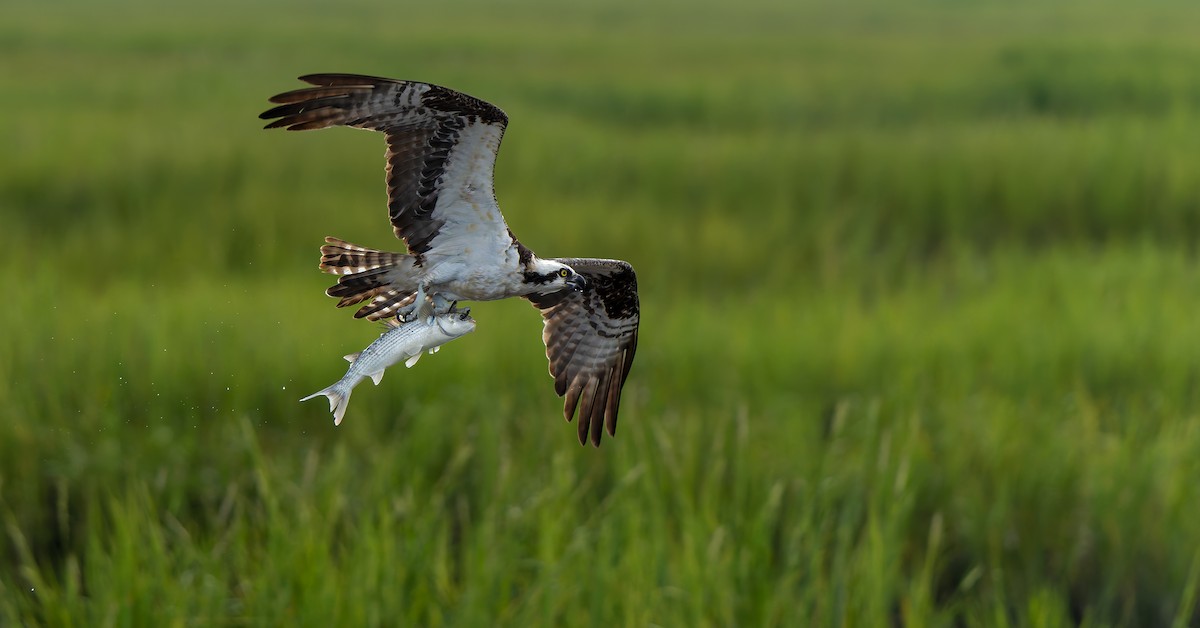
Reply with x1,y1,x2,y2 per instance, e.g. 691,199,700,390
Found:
300,308,476,425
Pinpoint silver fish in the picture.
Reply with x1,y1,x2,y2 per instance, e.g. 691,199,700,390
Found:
300,309,476,425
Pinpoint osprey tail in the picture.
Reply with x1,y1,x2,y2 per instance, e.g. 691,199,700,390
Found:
319,237,420,320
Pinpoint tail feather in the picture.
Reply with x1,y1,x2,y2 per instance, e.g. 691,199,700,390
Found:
320,236,409,275
354,292,417,320
319,236,420,320
300,385,353,426
327,268,392,300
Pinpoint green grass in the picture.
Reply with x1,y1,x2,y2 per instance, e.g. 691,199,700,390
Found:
4,0,1200,625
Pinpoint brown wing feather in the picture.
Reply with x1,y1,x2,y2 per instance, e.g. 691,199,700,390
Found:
259,74,509,255
526,259,640,446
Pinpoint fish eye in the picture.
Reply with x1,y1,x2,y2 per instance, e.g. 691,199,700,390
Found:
558,268,570,278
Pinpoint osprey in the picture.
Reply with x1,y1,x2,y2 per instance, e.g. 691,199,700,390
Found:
260,74,640,446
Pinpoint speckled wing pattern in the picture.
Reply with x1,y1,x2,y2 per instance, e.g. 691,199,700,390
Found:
259,73,511,255
526,259,639,446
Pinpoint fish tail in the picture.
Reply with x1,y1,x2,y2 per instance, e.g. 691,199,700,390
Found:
319,237,422,321
300,384,354,426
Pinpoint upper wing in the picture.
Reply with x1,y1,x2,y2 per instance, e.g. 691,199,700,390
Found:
526,259,640,446
259,74,512,255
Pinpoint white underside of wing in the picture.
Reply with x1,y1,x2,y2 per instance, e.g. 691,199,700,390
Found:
421,123,526,299
426,124,511,260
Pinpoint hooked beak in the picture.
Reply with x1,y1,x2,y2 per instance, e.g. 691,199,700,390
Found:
568,274,588,293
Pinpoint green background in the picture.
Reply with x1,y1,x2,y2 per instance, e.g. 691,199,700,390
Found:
4,0,1200,625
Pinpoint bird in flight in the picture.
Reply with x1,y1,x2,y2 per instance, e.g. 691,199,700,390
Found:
260,74,640,446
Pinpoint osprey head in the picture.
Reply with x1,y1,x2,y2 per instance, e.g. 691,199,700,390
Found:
525,259,588,293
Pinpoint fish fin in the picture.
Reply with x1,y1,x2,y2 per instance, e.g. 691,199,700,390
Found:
343,352,360,363
429,346,440,354
405,353,422,368
300,385,352,426
369,370,385,385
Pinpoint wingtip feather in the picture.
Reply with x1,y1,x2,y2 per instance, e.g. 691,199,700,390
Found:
297,73,391,87
604,366,623,439
585,375,607,447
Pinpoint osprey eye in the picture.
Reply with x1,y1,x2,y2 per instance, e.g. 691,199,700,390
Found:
558,269,570,278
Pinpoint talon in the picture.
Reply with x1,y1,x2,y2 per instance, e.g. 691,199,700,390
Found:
410,283,434,322
396,295,421,323
427,294,453,317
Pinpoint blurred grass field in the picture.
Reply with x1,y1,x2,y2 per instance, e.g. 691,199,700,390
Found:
5,0,1200,625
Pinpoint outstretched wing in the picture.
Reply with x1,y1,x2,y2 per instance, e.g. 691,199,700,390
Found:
259,74,513,255
526,259,639,447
